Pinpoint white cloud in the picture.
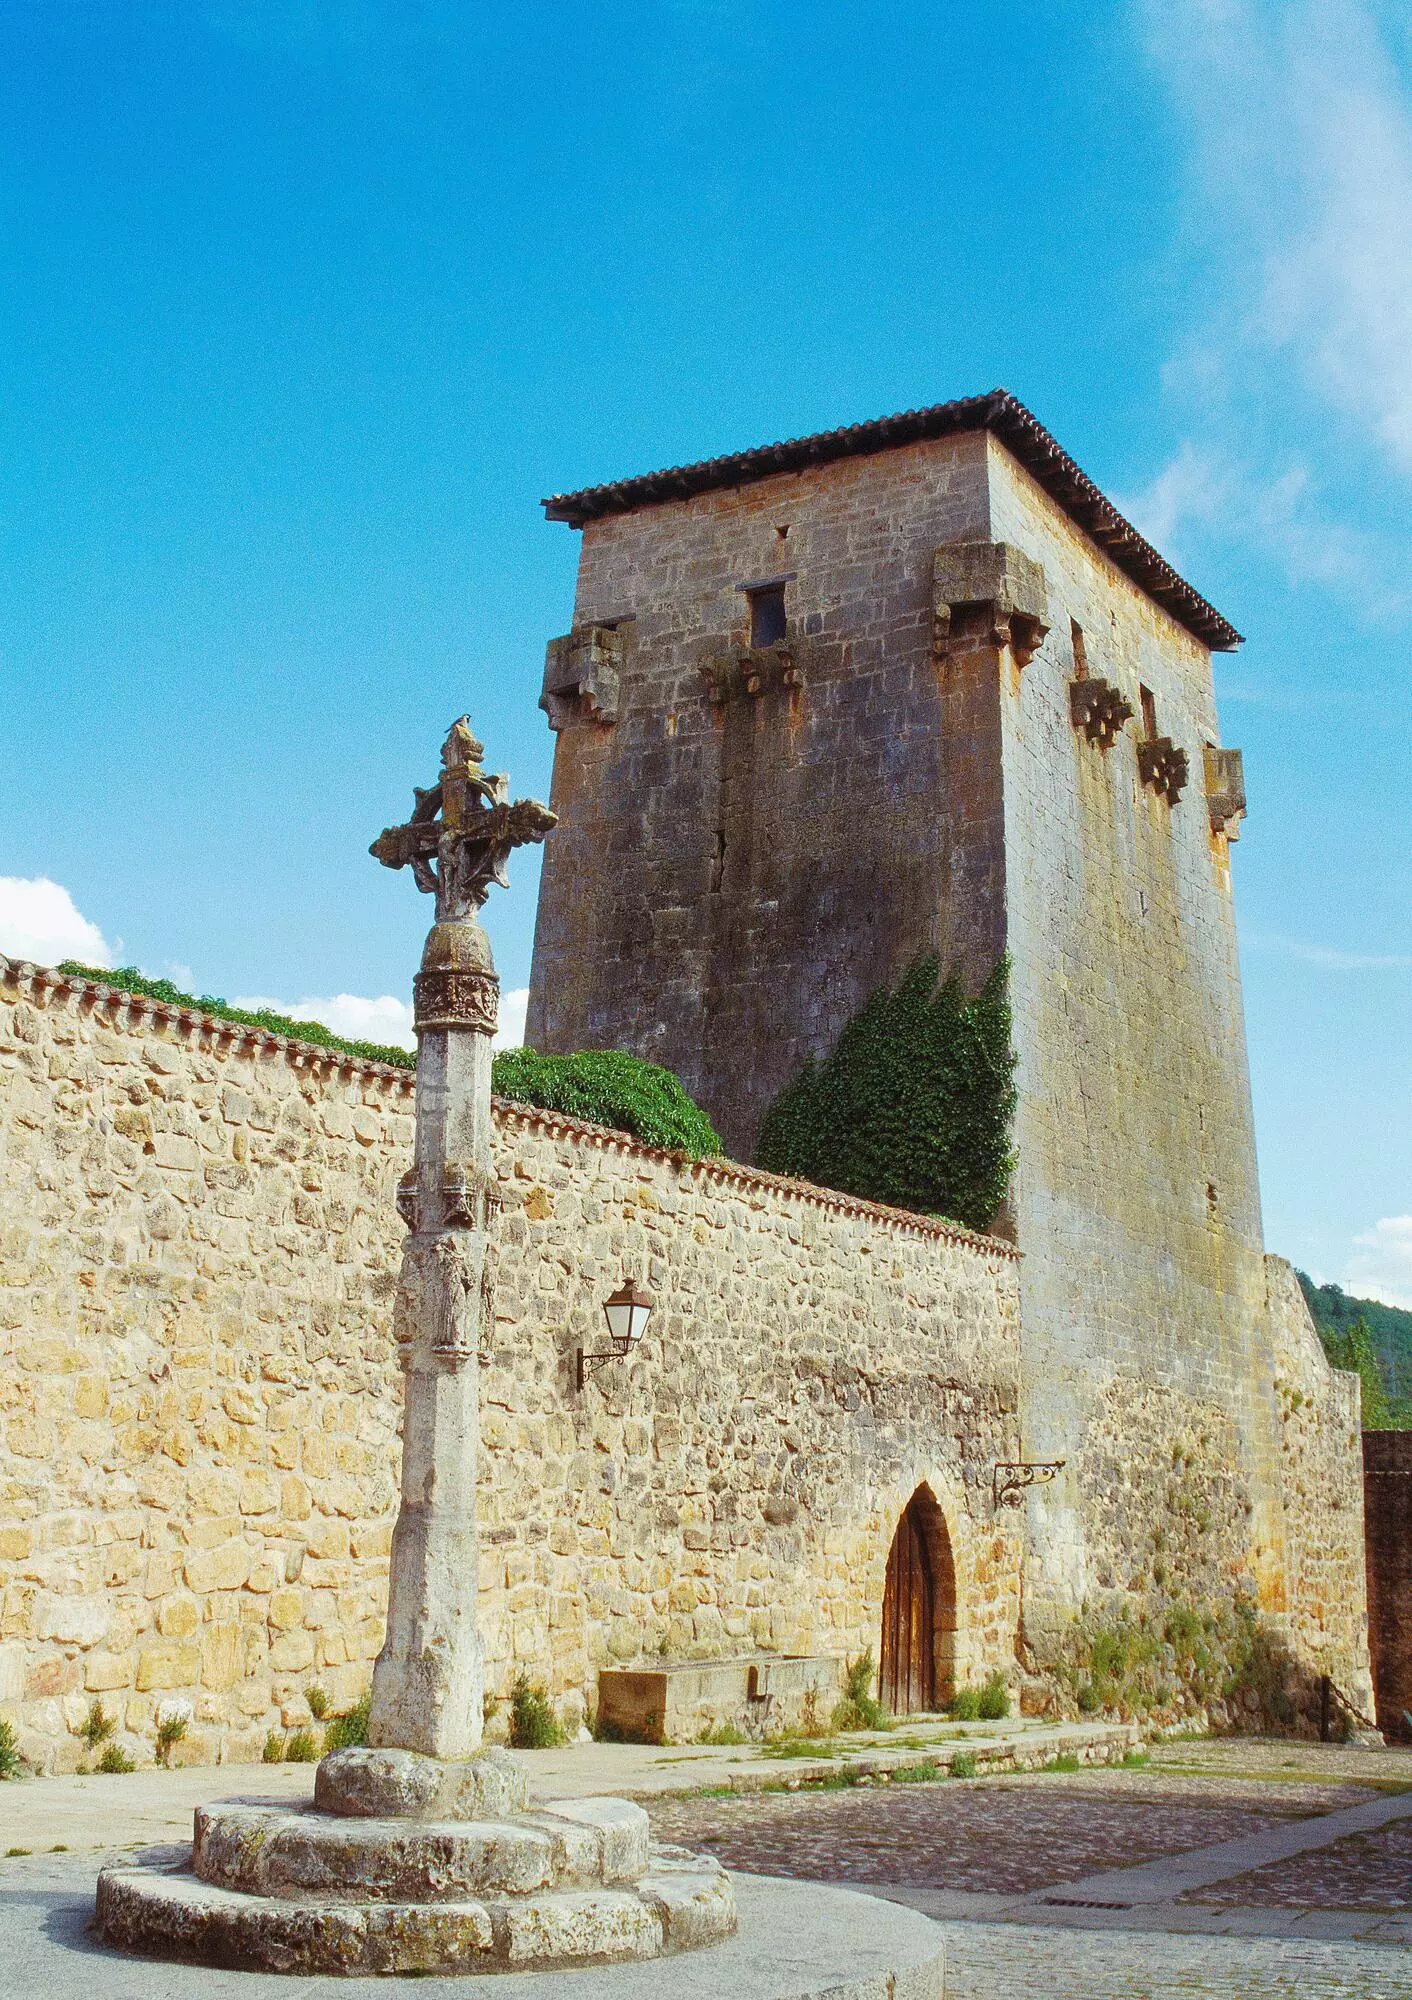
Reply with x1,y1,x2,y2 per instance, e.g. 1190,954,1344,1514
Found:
1344,1215,1412,1308
1244,931,1412,970
229,983,530,1052
1142,0,1412,467
1134,0,1412,591
234,991,417,1052
0,876,112,969
496,986,528,1052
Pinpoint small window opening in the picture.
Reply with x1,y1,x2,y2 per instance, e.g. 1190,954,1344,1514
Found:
1070,619,1088,680
775,523,790,541
749,583,787,648
1140,684,1158,739
709,830,726,894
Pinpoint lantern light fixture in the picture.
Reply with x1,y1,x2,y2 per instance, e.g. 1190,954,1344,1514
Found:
577,1276,653,1391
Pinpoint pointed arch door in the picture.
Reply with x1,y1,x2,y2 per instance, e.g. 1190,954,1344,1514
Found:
880,1486,956,1715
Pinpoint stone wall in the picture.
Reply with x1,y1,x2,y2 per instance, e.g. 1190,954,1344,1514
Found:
1363,1429,1412,1741
0,958,1023,1771
1265,1257,1372,1706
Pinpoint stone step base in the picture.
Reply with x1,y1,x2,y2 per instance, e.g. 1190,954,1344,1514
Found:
96,1850,735,1976
193,1794,651,1902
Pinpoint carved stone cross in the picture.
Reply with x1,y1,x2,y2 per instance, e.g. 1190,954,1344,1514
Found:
364,718,554,1762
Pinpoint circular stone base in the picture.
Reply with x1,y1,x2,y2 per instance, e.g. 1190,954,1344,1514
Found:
96,1848,735,1976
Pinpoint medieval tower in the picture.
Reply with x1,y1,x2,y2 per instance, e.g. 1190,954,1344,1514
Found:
526,390,1363,1672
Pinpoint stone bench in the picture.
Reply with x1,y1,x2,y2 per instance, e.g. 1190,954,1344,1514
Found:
596,1655,845,1744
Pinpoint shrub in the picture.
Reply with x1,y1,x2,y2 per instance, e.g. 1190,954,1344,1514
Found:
831,1650,890,1732
509,1677,566,1749
81,1701,115,1753
155,1702,190,1768
951,1750,978,1779
492,1048,722,1158
977,1672,1011,1721
323,1692,372,1754
96,1743,136,1774
947,1685,982,1721
285,1729,319,1763
695,1721,748,1746
306,1686,330,1722
0,1720,21,1781
262,1731,286,1764
756,955,1016,1230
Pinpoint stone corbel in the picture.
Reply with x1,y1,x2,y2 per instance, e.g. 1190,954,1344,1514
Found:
1138,737,1190,805
702,642,801,706
1070,677,1134,749
541,624,624,730
1204,744,1247,839
933,540,1050,667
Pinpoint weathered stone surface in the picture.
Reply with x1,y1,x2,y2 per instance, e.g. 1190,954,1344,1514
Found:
95,1839,734,1974
538,1796,651,1884
195,1804,561,1901
314,1745,530,1822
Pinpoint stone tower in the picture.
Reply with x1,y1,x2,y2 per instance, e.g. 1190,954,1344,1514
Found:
527,391,1355,1661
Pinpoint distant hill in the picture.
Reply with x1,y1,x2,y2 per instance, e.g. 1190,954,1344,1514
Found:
1298,1272,1412,1426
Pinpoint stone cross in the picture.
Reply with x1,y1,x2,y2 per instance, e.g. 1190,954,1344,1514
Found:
366,718,555,1760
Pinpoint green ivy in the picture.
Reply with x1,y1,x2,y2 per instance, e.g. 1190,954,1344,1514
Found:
490,1047,722,1158
57,963,416,1071
756,954,1017,1231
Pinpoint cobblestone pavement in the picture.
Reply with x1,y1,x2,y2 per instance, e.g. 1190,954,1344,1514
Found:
935,1919,1412,1997
1188,1816,1412,1911
648,1774,1315,1894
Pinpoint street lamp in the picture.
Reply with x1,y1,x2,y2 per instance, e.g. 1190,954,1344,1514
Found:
576,1276,653,1390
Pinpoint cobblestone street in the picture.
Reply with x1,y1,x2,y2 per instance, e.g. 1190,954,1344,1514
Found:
645,1739,1412,1997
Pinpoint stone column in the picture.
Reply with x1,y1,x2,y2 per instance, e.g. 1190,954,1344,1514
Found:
363,718,555,1764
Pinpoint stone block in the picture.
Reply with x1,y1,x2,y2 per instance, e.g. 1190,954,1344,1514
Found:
135,1639,201,1691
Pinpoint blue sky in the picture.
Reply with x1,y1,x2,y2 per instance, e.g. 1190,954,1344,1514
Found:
0,1,1408,1303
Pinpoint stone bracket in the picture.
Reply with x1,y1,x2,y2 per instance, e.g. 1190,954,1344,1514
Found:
1204,743,1246,838
1138,736,1190,805
1069,676,1134,749
701,642,801,705
541,625,624,731
933,540,1050,666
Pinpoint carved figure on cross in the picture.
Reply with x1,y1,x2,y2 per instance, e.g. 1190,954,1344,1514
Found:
370,716,556,922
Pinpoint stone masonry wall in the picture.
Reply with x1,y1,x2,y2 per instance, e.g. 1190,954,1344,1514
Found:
0,959,1023,1771
527,429,994,1162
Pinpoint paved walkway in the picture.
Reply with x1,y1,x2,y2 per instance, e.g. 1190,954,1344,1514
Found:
0,1715,1133,1853
4,1736,1412,1995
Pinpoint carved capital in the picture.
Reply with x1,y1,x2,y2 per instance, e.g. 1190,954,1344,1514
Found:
1138,736,1190,805
1070,676,1134,749
1204,743,1247,839
541,625,624,730
413,967,499,1034
933,540,1050,667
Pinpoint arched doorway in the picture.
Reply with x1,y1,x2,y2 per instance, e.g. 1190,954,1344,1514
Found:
880,1485,957,1715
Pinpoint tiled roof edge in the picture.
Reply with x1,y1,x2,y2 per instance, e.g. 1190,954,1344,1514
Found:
1,957,417,1090
492,1096,1021,1259
542,388,1242,652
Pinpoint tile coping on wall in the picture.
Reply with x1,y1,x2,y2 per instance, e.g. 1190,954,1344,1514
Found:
2,954,1020,1259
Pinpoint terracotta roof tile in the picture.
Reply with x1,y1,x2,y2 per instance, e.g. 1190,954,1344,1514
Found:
543,388,1241,651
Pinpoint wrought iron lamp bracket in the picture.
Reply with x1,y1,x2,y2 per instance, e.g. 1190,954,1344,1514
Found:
576,1344,629,1392
992,1459,1066,1510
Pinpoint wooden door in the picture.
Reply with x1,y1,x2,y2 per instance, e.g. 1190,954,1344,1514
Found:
880,1496,935,1715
